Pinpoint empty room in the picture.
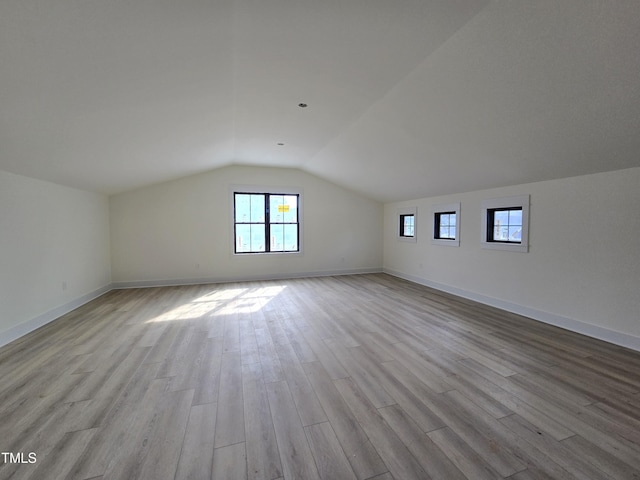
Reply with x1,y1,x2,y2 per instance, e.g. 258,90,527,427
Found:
1,1,640,479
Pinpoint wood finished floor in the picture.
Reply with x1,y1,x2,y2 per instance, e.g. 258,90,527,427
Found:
1,273,640,480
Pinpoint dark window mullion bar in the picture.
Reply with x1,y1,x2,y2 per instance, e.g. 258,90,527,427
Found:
264,194,270,252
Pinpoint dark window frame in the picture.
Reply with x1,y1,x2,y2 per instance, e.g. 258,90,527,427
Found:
434,211,457,241
234,192,300,254
481,194,529,253
486,206,523,244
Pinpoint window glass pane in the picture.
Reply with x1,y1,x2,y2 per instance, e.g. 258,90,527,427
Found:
270,224,284,251
250,225,266,252
284,224,298,251
236,224,251,252
440,214,451,227
493,210,509,227
508,209,522,226
282,195,298,223
401,215,414,236
270,195,285,223
250,194,265,223
440,226,451,238
407,222,414,236
508,226,522,242
235,194,251,223
488,208,523,242
449,214,456,227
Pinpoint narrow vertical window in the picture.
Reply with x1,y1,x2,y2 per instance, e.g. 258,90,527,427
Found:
268,194,299,252
397,207,417,243
399,214,415,237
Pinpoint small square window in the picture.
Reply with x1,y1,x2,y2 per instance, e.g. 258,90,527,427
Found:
481,195,529,252
431,203,460,246
486,207,522,244
435,212,456,239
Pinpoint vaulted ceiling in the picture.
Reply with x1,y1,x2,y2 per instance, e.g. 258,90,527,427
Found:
2,0,639,202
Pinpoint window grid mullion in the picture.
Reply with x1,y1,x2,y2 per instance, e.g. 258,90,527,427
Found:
264,194,270,252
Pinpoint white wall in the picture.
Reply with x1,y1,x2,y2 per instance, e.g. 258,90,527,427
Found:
110,165,383,285
0,170,112,345
384,167,640,350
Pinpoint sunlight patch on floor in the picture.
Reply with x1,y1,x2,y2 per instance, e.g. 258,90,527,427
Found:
146,285,286,322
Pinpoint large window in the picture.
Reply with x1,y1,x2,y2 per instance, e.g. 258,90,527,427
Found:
431,202,460,246
234,192,299,253
481,195,529,252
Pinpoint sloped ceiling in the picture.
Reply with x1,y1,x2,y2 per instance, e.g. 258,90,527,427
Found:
1,0,639,203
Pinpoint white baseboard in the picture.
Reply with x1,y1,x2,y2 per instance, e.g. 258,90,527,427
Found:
112,267,383,289
383,268,640,353
0,284,113,349
12,268,635,354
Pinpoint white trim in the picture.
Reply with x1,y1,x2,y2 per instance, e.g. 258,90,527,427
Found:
383,268,640,352
431,202,460,247
0,284,113,348
112,267,383,289
397,206,417,243
230,185,304,256
481,194,530,253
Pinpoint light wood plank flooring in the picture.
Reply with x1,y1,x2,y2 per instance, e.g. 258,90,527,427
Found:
1,273,640,480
